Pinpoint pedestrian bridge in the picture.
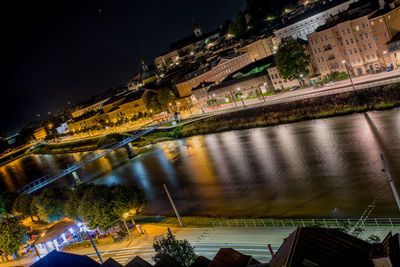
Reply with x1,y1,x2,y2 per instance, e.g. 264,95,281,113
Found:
19,122,168,194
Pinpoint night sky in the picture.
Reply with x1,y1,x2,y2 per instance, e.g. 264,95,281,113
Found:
2,0,244,135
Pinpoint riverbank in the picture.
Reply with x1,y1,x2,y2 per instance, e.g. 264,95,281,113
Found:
172,83,400,138
34,83,400,154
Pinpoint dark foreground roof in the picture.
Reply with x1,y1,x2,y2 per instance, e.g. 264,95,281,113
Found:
31,251,100,267
268,227,374,267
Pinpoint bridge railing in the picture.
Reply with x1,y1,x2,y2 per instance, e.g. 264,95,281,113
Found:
211,218,400,228
18,122,168,194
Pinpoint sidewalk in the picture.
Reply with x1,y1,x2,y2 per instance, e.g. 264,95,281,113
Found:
2,224,399,266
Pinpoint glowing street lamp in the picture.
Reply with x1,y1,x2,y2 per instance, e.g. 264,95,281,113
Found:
342,60,355,90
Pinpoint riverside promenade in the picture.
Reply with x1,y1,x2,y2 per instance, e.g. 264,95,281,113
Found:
2,224,399,266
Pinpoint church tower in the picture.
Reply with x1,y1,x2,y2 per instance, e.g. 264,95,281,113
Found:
192,19,202,38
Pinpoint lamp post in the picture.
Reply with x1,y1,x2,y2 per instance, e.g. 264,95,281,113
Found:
228,88,237,108
123,213,134,241
342,60,355,90
237,88,245,107
299,73,304,86
259,84,266,103
212,94,218,110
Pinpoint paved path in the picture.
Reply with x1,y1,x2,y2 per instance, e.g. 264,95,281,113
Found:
2,225,399,266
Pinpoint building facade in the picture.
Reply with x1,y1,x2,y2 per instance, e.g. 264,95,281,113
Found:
71,98,109,118
154,50,180,70
308,11,386,77
369,6,400,68
267,66,301,90
237,36,275,62
191,71,273,108
274,0,358,44
33,127,47,141
176,53,252,97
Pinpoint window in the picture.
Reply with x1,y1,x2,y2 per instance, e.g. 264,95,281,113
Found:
365,33,368,39
340,40,343,46
317,58,320,63
354,48,357,54
314,48,318,54
362,23,365,29
349,49,353,55
325,36,328,41
311,40,314,45
318,48,321,53
343,50,347,55
355,25,359,31
357,59,360,63
368,43,372,49
376,36,379,40
371,21,375,25
321,57,324,62
367,55,370,60
372,54,375,59
352,60,355,64
360,34,363,40
384,33,388,39
379,18,383,22
347,28,351,34
346,39,349,45
350,38,354,44
342,30,345,35
363,44,367,50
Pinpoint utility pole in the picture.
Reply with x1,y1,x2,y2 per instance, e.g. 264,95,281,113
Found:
163,184,184,227
381,154,400,212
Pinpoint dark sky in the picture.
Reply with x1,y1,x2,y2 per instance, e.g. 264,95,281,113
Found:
2,0,244,135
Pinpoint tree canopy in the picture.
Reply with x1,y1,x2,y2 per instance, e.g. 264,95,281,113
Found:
33,188,70,222
13,194,36,220
0,216,28,257
157,88,176,109
228,11,247,38
66,184,147,231
153,232,198,267
275,37,310,81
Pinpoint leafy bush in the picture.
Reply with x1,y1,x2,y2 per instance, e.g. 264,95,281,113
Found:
153,232,198,267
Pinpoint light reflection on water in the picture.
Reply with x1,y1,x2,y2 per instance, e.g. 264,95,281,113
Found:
1,109,399,217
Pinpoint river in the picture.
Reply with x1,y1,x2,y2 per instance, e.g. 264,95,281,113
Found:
1,109,400,218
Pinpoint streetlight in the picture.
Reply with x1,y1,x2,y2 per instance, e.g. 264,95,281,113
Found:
342,60,355,90
123,212,134,241
258,84,266,103
299,73,304,86
237,88,245,107
212,94,218,110
228,88,237,108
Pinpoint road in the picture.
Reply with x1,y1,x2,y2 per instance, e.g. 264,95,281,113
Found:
202,69,400,115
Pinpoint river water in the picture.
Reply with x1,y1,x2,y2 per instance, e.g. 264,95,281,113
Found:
1,109,400,218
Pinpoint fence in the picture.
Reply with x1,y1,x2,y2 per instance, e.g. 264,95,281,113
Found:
211,218,400,228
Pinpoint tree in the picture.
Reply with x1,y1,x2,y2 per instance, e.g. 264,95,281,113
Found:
13,194,36,221
228,11,247,38
33,188,70,222
77,184,146,231
275,37,310,82
0,216,28,258
64,184,93,221
0,192,18,217
153,232,198,267
157,88,176,109
144,92,161,113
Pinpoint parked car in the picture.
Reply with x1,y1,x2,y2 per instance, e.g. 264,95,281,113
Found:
326,81,335,86
314,84,324,89
290,86,299,91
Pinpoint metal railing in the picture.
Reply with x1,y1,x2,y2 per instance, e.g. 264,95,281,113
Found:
19,122,170,194
211,218,400,228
